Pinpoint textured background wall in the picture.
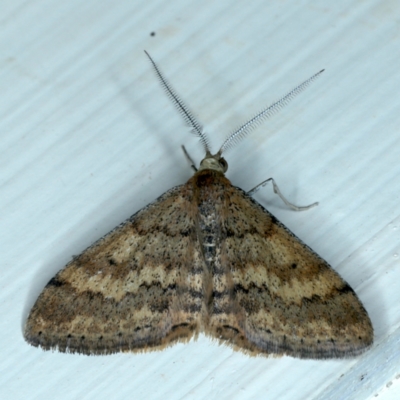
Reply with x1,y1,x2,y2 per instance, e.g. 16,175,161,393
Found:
1,1,400,399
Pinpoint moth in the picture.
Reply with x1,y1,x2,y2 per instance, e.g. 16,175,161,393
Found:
24,52,373,359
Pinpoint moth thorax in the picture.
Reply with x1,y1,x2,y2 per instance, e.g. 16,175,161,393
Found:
198,154,228,173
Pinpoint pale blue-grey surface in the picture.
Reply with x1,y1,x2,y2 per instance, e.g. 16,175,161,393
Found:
1,1,399,399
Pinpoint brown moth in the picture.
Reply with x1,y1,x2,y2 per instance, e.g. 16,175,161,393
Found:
24,52,373,359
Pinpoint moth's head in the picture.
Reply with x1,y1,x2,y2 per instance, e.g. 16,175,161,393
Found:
198,151,228,174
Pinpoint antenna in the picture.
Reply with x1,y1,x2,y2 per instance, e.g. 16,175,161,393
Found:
219,69,325,154
144,51,210,154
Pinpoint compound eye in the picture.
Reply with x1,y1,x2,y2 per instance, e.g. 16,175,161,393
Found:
219,157,228,172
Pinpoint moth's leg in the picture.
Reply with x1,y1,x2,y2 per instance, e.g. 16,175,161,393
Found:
247,178,318,211
181,145,197,172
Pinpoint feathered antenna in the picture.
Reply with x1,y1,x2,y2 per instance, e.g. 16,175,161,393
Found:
144,51,210,154
219,69,324,154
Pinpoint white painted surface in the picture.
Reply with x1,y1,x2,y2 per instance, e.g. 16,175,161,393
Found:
1,1,399,399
